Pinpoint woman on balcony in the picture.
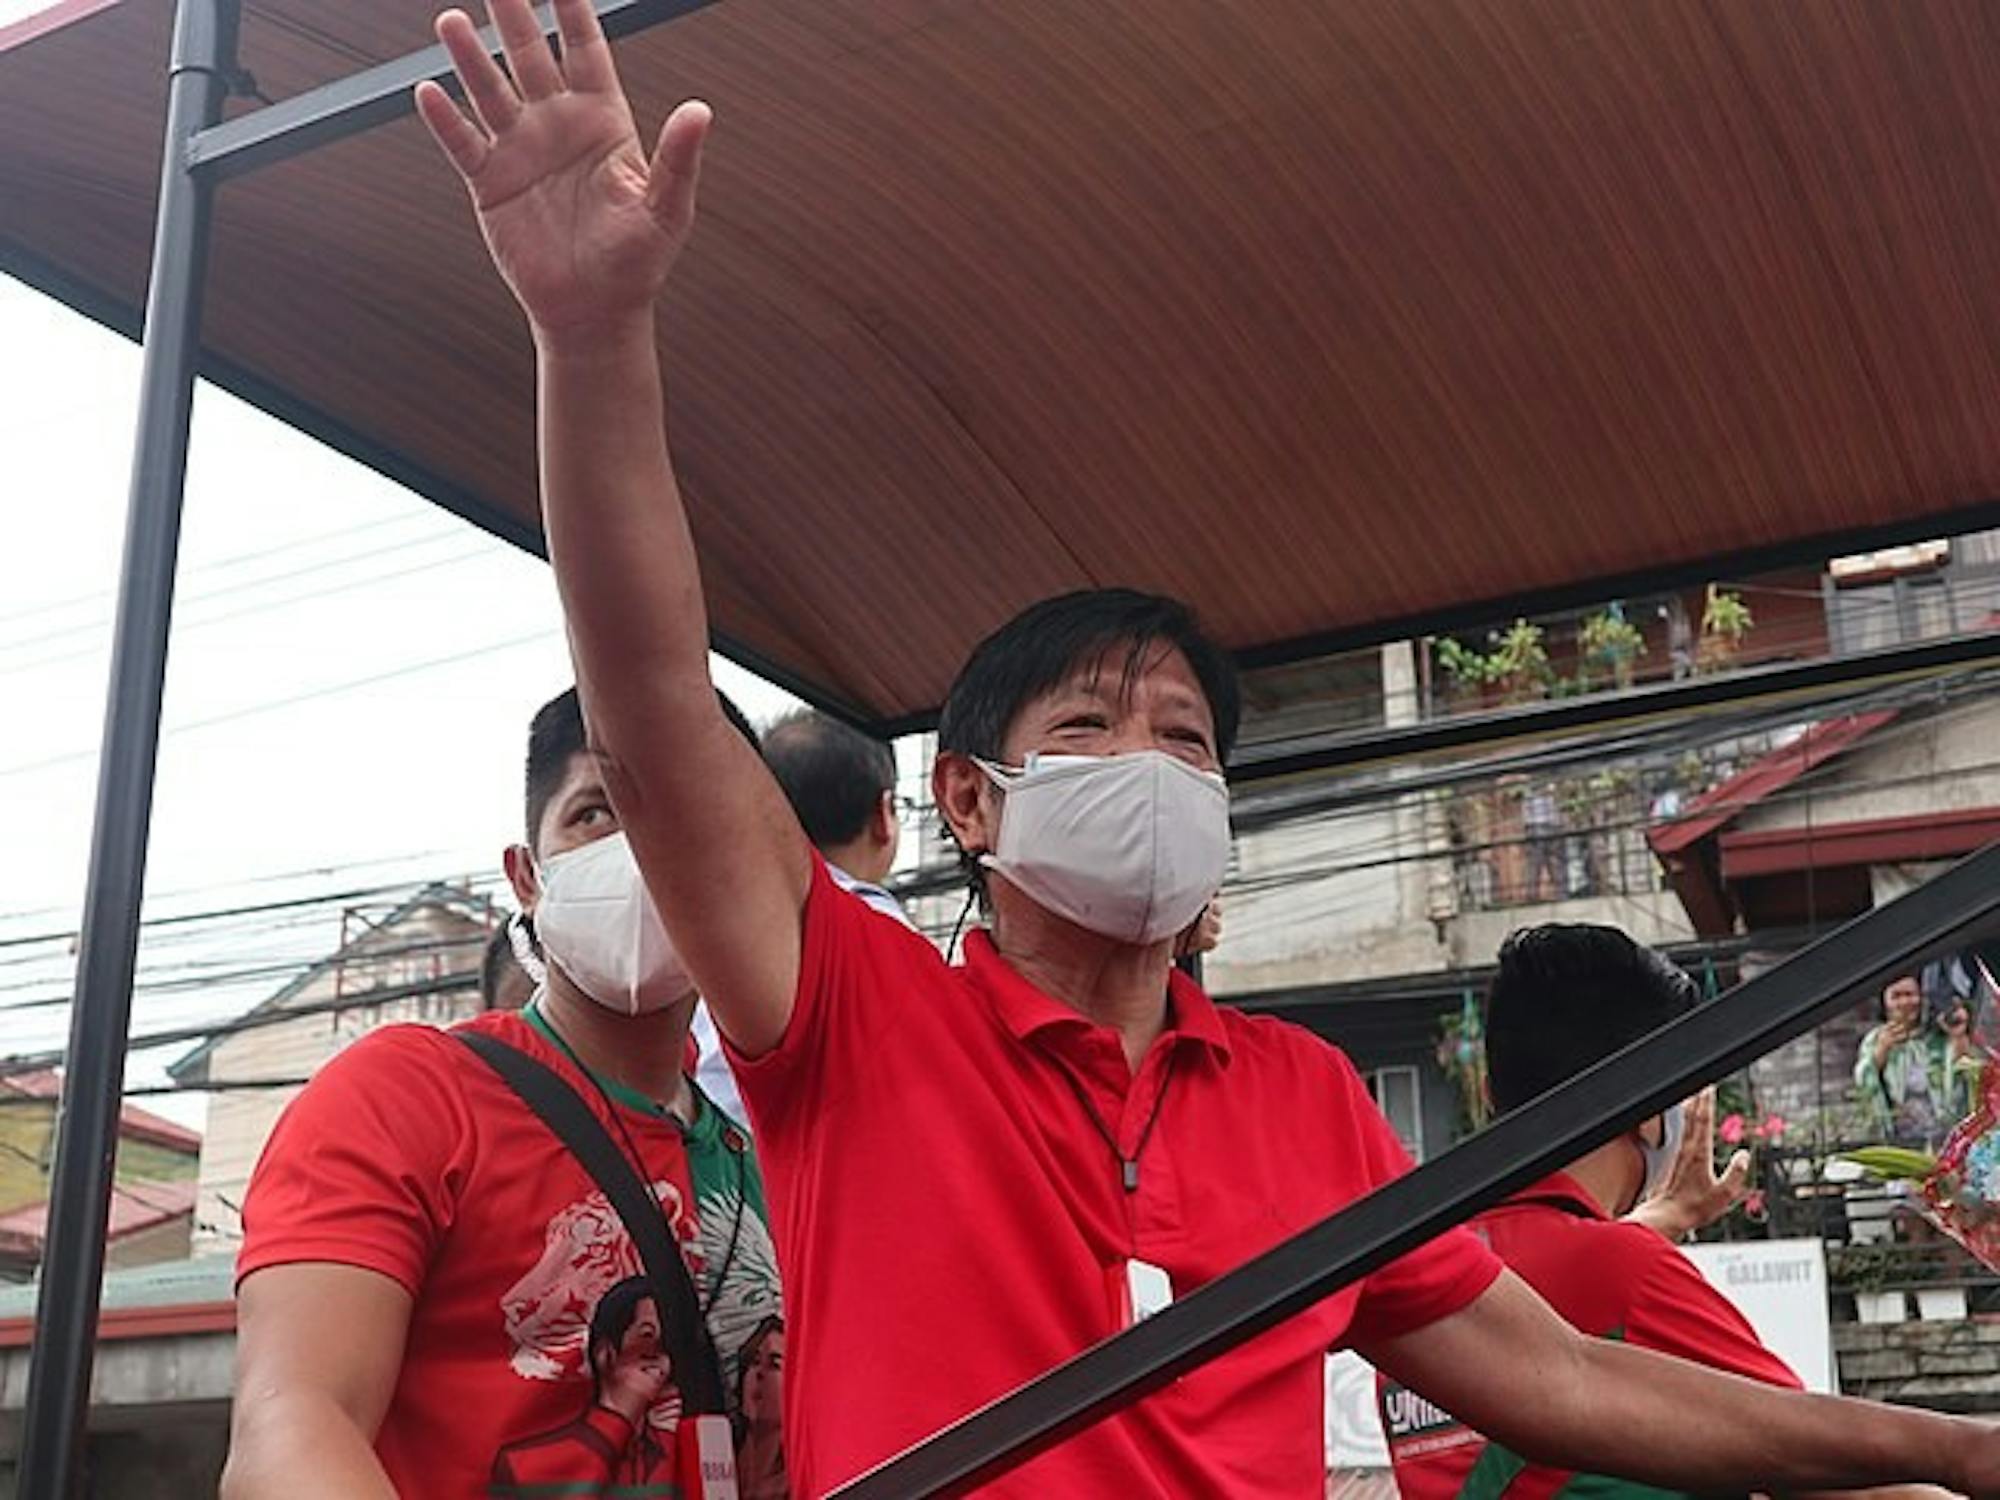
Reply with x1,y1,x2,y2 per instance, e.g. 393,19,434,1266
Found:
1854,974,1973,1145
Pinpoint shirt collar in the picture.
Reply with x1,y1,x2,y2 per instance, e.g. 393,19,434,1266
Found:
522,996,706,1132
1508,1169,1612,1222
962,930,1232,1064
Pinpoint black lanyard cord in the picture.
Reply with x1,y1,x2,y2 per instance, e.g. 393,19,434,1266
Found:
1046,1045,1178,1196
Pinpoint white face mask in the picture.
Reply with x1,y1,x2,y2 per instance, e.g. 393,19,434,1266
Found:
1638,1101,1687,1201
532,832,693,1016
975,750,1230,946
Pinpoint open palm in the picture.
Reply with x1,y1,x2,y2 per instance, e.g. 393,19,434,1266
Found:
415,0,710,341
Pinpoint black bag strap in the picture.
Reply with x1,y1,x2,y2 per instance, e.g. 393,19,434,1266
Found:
455,1029,728,1415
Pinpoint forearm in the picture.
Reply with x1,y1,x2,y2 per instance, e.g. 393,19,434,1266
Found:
1380,1277,1982,1496
537,321,714,738
221,1391,397,1500
533,318,811,1044
1508,1337,1972,1494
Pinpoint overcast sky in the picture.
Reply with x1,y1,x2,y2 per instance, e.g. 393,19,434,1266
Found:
0,273,802,1124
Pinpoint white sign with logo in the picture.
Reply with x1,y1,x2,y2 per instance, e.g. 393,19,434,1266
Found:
1683,1237,1837,1393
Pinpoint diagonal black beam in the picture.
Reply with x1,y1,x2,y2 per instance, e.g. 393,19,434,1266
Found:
1230,626,2000,784
834,839,2000,1498
185,0,717,184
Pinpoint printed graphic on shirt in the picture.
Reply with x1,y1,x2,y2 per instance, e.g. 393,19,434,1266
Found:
488,1143,787,1496
1378,1378,1477,1464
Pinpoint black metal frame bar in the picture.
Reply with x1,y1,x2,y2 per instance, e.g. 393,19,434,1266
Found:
19,0,2000,1490
184,0,717,183
16,0,238,1490
834,840,2000,1497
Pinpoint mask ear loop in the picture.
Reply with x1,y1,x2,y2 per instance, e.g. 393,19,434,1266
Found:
506,910,548,988
946,881,978,963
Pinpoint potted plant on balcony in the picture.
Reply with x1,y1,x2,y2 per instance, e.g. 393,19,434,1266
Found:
1696,585,1754,673
1578,603,1647,692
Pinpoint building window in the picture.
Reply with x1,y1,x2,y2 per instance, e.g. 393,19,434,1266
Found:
1366,1065,1425,1162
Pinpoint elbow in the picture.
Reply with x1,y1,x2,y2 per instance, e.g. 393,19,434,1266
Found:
220,1399,276,1500
220,1387,306,1500
219,1442,262,1500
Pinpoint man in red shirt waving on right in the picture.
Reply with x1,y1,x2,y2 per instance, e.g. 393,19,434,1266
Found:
1381,924,1939,1500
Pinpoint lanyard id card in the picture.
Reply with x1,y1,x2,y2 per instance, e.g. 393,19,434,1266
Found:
677,1412,740,1500
1124,1258,1174,1326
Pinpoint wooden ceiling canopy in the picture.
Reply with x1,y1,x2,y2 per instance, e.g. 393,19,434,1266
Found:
5,0,2000,730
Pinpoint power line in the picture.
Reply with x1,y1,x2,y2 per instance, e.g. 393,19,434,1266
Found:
0,968,483,1077
0,510,439,628
0,848,481,935
0,868,504,953
0,627,560,779
0,542,494,674
0,929,495,1010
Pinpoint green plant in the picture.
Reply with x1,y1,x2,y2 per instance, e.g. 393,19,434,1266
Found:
1488,618,1556,704
1697,585,1755,673
1578,604,1647,691
1702,585,1754,642
1435,637,1495,688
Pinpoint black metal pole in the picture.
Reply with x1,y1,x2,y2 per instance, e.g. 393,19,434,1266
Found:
835,839,2000,1498
16,0,237,1491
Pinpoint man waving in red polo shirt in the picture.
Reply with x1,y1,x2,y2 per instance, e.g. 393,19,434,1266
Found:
414,3,2000,1492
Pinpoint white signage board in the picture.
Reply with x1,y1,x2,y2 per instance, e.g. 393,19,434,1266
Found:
1327,1237,1837,1473
1684,1237,1838,1394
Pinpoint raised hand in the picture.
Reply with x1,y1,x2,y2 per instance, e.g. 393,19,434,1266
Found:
414,0,710,346
1625,1087,1752,1241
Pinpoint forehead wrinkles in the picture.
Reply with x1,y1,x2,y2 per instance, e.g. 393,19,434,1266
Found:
1065,638,1199,714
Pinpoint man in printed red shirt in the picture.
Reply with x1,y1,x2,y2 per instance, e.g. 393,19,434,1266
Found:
1381,927,1813,1500
222,689,787,1499
413,2,2000,1492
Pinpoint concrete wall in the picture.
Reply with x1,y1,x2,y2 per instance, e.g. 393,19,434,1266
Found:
1445,889,1694,971
1211,645,1456,995
1209,802,1451,995
0,1331,232,1499
1736,699,2000,835
1836,1320,2000,1413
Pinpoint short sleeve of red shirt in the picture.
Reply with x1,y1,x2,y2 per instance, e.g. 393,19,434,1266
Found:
236,1025,475,1296
725,852,913,1134
1620,1228,1803,1389
1331,1050,1504,1349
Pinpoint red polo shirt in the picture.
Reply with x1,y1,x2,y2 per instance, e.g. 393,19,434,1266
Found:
729,857,1502,1495
1378,1173,1800,1500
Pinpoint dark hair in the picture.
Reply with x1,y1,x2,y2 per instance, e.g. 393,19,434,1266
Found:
733,1314,784,1432
525,687,759,845
936,589,1241,763
1485,924,1699,1115
586,1275,661,1396
762,711,896,850
479,925,529,1011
